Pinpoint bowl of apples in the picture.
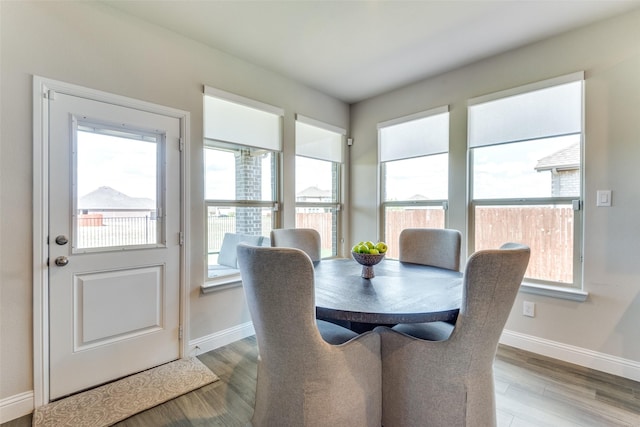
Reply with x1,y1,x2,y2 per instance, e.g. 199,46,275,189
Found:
351,241,388,279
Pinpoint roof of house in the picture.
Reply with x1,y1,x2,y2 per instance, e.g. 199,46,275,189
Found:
78,186,155,210
535,143,580,172
297,186,332,198
408,194,429,201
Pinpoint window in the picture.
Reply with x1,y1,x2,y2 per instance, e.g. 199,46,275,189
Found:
204,87,282,285
468,72,584,288
378,107,449,259
295,115,344,258
76,124,161,250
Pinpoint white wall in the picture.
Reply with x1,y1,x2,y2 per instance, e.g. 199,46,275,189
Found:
3,1,640,422
0,0,348,418
350,10,640,372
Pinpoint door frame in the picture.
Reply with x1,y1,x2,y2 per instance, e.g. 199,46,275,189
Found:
32,76,190,406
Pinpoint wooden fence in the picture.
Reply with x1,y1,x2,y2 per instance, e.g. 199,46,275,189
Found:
205,207,574,283
474,206,573,283
295,213,334,255
385,206,574,283
385,209,445,259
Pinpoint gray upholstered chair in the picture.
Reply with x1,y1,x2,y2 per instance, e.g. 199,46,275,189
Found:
398,228,462,271
270,228,322,263
237,244,382,427
376,243,530,427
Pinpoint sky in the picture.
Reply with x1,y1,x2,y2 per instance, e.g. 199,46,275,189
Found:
79,131,579,204
77,131,157,200
472,134,579,199
205,152,334,200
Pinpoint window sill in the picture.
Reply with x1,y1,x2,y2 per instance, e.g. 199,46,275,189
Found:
519,281,588,302
201,274,243,294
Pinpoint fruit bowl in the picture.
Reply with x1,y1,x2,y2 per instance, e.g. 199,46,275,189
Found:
352,251,385,279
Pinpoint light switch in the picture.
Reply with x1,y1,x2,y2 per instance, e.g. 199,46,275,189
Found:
596,190,612,207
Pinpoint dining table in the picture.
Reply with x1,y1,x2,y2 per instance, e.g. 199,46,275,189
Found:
313,257,464,333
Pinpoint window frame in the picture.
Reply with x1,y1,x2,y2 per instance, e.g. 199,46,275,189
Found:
378,106,450,255
203,142,281,291
294,159,342,258
202,88,283,290
74,122,164,253
294,115,345,258
467,72,586,298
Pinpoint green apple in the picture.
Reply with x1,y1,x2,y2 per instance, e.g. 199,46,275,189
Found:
375,241,388,253
353,240,387,254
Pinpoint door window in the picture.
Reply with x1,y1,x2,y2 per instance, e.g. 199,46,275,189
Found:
75,123,163,251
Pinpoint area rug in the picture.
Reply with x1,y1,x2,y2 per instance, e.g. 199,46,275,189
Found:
32,357,218,427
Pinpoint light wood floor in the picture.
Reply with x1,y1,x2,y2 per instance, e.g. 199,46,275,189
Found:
4,336,639,426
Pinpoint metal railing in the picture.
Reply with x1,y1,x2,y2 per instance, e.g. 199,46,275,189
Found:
77,215,158,248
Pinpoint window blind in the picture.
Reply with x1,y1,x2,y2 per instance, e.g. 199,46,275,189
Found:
468,72,583,148
204,86,283,151
378,106,449,162
295,115,345,163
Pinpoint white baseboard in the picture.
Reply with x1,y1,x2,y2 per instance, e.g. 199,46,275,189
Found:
501,329,640,382
0,391,33,424
188,322,255,356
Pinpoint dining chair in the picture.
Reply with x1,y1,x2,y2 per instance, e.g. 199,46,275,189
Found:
376,242,530,427
398,228,462,271
270,228,322,262
236,244,382,427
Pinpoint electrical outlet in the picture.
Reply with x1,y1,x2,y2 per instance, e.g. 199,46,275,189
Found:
523,301,535,317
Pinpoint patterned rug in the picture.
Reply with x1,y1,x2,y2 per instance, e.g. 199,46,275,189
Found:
33,357,218,427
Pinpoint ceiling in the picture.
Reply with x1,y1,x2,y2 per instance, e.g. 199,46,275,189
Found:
102,0,640,103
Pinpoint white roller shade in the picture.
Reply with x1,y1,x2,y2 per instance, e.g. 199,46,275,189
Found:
295,115,345,163
469,73,583,148
204,86,283,151
378,106,449,162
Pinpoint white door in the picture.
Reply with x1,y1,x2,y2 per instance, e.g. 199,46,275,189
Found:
48,92,182,400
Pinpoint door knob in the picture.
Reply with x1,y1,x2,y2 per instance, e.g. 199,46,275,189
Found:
55,235,69,245
54,256,69,267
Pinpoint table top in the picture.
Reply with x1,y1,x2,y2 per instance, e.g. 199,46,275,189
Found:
314,258,463,326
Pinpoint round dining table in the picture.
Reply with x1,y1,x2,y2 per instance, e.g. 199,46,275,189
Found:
314,257,464,332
